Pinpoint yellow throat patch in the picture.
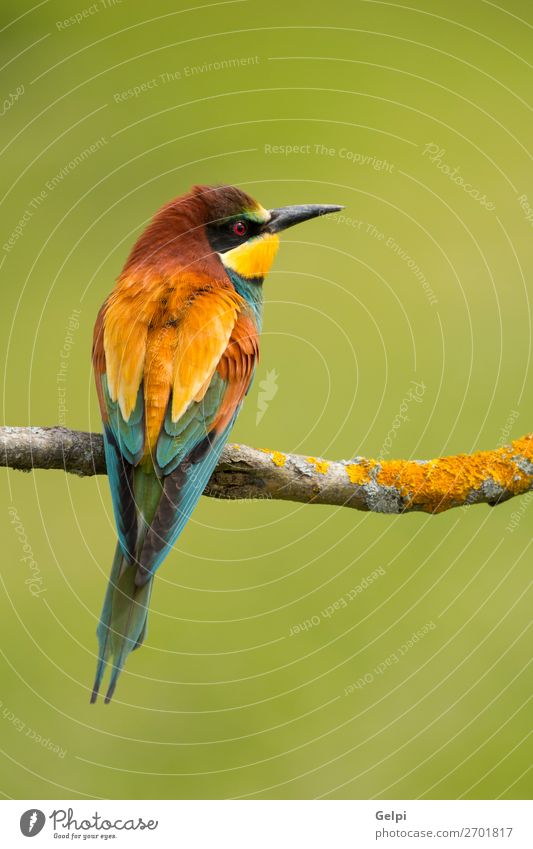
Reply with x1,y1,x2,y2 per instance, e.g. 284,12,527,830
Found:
221,233,280,279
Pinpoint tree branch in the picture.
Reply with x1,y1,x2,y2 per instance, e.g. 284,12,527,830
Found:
1,426,532,515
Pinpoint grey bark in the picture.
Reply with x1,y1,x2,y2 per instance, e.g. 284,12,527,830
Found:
1,425,531,515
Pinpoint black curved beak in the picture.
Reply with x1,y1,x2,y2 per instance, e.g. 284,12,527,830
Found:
266,204,344,233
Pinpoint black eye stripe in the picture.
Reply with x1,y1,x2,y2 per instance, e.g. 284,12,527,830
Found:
205,216,262,254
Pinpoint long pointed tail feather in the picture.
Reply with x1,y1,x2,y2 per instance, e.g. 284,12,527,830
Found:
91,543,152,704
90,543,124,704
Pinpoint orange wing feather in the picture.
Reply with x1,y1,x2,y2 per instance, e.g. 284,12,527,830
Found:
214,312,259,432
99,269,253,463
171,288,242,422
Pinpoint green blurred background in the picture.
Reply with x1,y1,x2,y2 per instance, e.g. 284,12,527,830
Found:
0,0,531,800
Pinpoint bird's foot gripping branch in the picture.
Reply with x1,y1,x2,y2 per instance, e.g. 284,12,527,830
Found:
1,426,531,515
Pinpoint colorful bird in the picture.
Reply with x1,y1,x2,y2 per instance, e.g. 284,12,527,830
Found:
91,185,342,703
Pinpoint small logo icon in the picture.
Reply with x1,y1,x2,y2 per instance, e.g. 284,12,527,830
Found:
256,368,279,425
20,809,45,837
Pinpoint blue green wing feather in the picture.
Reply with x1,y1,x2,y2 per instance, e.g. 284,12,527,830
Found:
135,371,236,585
155,371,226,474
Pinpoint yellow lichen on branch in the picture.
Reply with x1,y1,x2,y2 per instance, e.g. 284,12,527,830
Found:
345,459,377,486
306,456,330,475
260,448,287,467
375,434,533,513
256,435,532,514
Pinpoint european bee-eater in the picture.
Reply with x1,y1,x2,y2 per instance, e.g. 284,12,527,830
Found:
91,184,341,703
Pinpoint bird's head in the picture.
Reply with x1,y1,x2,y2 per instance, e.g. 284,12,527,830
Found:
125,185,343,281
194,185,343,281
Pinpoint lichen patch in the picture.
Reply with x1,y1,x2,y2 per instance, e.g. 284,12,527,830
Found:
306,456,330,475
345,459,376,485
260,448,287,467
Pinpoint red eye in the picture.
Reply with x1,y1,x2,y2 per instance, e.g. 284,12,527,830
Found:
232,220,247,237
